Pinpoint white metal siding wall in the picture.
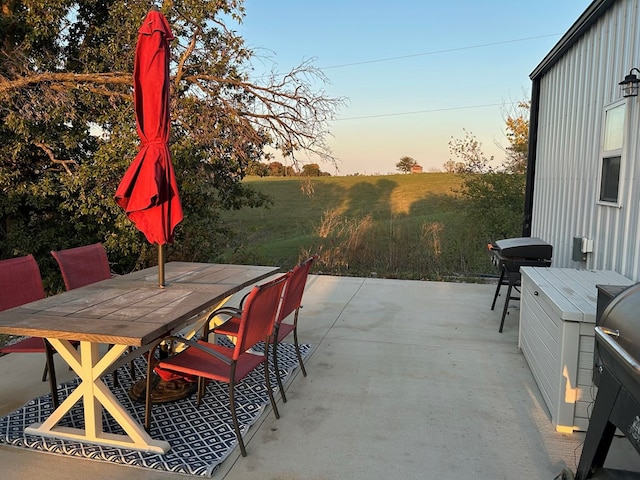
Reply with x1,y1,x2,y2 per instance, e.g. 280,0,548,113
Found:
532,0,640,281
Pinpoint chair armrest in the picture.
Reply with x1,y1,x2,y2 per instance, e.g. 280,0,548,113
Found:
238,291,251,309
203,307,242,338
206,306,242,320
161,335,232,366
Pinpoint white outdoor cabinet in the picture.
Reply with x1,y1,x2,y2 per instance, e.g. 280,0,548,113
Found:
518,267,632,432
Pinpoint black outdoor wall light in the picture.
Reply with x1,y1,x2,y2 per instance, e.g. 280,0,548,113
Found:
620,68,640,97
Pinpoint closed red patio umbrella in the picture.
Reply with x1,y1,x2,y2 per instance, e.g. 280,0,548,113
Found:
115,8,183,286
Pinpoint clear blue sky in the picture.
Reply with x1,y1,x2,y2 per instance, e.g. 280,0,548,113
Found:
237,0,593,175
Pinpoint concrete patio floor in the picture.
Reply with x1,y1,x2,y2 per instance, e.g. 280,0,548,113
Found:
1,274,639,479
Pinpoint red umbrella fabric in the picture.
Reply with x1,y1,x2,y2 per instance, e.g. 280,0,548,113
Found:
115,9,183,246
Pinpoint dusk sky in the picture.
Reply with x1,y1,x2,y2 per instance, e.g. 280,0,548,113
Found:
237,1,593,175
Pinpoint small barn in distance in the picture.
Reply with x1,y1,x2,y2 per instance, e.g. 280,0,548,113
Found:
525,0,640,281
411,164,423,174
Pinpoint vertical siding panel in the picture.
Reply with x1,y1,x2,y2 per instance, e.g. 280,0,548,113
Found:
582,31,599,263
622,3,633,274
624,1,640,277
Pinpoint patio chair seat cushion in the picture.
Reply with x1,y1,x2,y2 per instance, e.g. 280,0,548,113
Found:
212,317,240,337
276,322,295,342
158,340,266,383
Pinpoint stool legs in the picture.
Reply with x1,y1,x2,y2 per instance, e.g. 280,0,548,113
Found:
491,268,506,310
499,282,514,333
498,271,520,333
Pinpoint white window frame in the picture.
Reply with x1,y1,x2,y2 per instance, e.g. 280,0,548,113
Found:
597,100,627,207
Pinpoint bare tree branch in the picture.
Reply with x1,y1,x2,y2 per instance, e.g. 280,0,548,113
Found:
34,142,77,175
0,72,131,94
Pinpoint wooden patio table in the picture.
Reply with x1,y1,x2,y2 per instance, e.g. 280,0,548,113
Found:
0,262,279,454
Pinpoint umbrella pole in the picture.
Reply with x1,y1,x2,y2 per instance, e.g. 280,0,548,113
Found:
158,244,165,288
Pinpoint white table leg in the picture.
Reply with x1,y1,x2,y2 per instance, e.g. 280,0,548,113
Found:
25,339,170,454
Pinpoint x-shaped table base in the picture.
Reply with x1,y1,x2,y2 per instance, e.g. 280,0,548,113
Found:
25,339,170,454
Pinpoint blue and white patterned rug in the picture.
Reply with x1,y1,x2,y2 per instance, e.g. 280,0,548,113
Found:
0,341,312,477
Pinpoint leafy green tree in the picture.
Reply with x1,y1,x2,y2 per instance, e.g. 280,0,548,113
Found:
447,129,493,174
442,159,464,173
396,156,417,173
246,160,269,177
268,162,283,176
301,163,321,176
0,0,342,288
267,162,294,176
458,173,525,242
502,101,530,174
448,128,525,242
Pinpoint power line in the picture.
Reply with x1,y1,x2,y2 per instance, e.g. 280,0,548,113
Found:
251,34,541,120
319,34,561,70
336,102,519,121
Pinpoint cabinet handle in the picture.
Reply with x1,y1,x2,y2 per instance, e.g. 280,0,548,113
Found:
534,291,539,296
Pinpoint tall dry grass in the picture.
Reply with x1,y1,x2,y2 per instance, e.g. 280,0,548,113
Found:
218,173,501,281
300,207,488,281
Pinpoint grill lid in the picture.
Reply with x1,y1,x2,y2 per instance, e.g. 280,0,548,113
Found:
491,236,553,260
597,283,640,400
599,283,640,361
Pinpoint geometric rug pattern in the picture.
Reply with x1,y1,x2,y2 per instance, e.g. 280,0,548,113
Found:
0,341,312,477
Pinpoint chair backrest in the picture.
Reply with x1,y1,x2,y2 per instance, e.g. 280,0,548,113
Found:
0,255,46,311
51,243,112,290
234,272,289,359
277,255,316,323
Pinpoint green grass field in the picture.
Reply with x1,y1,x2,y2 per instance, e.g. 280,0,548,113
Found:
218,173,498,280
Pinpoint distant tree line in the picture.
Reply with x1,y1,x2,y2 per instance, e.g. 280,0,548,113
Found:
246,160,331,177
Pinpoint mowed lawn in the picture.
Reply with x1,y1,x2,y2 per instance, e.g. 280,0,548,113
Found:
218,173,496,279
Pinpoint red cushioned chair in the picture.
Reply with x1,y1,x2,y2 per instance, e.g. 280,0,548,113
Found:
212,255,316,402
51,243,112,290
0,255,59,407
51,243,132,386
144,272,289,457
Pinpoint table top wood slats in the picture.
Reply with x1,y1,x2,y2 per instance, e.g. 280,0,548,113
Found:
0,263,280,346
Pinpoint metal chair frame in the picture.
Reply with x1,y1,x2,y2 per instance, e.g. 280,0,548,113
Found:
144,273,289,457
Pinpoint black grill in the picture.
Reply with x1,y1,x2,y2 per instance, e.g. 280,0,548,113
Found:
575,284,640,479
488,237,553,332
